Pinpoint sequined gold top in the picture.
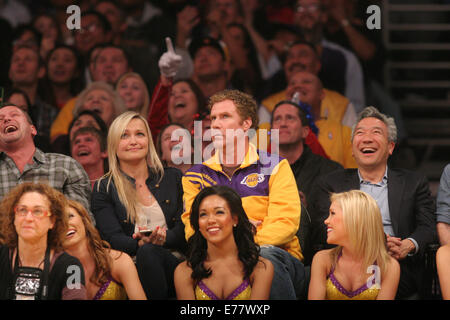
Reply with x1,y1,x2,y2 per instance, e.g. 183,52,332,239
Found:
93,277,127,300
195,278,251,300
325,277,380,300
325,254,380,300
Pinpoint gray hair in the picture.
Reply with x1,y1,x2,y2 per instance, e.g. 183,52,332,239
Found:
73,81,126,121
351,106,397,143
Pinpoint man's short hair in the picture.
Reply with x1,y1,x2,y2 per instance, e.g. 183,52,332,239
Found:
91,43,130,66
281,40,319,64
271,100,309,127
0,103,34,125
351,106,398,143
11,43,44,68
207,89,258,129
71,126,107,152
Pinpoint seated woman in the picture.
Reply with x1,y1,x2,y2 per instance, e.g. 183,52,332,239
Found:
308,190,400,300
64,199,146,300
116,72,150,117
0,182,86,300
174,185,274,300
436,244,450,300
91,111,186,299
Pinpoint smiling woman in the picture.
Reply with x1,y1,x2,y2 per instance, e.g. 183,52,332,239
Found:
91,111,187,299
174,185,273,300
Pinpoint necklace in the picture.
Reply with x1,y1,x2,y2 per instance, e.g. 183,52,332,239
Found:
17,251,45,269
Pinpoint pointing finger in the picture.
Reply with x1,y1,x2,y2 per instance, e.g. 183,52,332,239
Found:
165,37,175,54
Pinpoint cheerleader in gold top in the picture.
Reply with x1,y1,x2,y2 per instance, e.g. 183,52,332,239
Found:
64,200,147,300
308,190,400,300
174,186,274,300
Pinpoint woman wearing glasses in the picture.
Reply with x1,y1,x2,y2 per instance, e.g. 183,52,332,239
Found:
0,183,87,300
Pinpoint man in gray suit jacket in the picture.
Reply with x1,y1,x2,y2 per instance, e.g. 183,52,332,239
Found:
307,106,436,299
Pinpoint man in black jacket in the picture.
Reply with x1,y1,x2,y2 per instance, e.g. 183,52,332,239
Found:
307,106,436,299
271,100,342,265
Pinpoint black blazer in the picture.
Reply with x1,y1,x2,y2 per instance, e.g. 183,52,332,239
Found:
308,167,436,257
91,167,186,256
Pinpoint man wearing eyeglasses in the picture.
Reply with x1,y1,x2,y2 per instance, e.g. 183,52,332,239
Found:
0,104,92,222
74,10,113,57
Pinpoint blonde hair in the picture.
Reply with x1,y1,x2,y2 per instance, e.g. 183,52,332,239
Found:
73,81,127,125
99,111,164,223
115,72,150,118
329,190,390,276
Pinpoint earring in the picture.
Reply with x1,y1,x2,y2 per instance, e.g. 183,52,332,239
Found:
233,224,237,227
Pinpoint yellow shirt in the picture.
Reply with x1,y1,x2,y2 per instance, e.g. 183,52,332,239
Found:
182,143,303,260
50,97,77,141
316,119,357,169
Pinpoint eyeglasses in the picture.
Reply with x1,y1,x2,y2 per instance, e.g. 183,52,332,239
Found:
78,23,99,34
295,4,321,13
14,205,51,218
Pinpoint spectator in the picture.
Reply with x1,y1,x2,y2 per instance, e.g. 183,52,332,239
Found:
0,182,86,300
4,87,31,113
50,44,132,144
70,127,108,188
64,199,146,300
72,81,126,128
32,13,63,60
116,72,149,117
156,123,193,175
8,44,58,152
118,0,175,55
43,45,85,109
292,0,365,112
147,39,208,143
307,106,436,299
189,36,231,98
436,164,450,246
91,111,186,299
174,185,274,300
52,109,108,156
168,79,207,132
266,71,357,168
308,190,400,300
271,100,342,206
182,89,307,299
0,104,92,220
73,10,112,58
259,41,356,132
94,0,160,91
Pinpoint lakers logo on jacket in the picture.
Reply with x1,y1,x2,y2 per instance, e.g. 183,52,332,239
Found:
240,173,265,188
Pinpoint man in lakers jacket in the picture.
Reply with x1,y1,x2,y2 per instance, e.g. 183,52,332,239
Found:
181,89,307,299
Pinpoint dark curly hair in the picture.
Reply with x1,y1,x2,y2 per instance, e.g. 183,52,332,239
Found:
186,185,260,284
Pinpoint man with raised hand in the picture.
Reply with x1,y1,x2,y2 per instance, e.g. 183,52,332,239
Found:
181,89,307,300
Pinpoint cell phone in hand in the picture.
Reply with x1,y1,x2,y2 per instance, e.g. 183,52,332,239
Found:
140,230,153,237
